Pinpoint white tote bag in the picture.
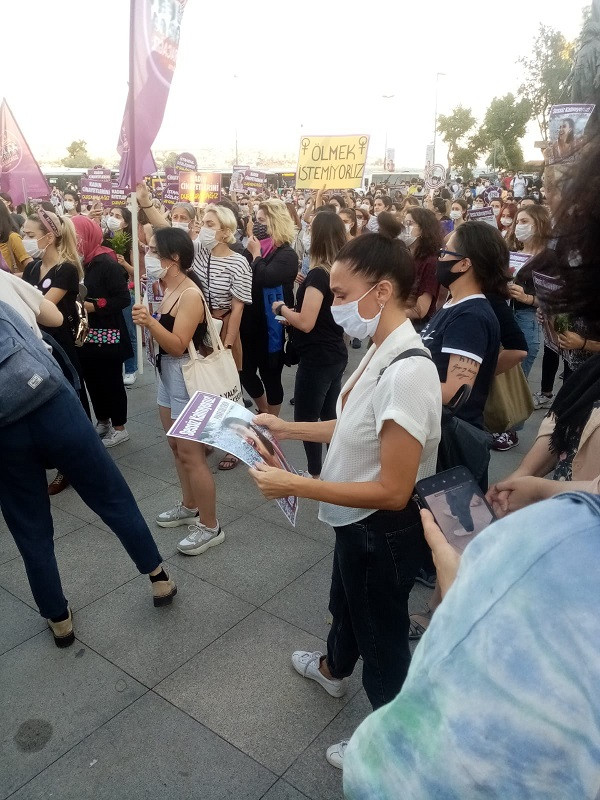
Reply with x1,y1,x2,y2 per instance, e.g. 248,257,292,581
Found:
181,292,243,404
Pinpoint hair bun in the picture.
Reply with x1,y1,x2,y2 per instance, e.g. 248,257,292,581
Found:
376,211,402,240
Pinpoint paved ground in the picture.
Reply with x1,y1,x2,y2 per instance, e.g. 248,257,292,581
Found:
0,346,545,799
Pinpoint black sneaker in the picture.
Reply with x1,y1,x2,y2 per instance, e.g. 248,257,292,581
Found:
414,568,436,589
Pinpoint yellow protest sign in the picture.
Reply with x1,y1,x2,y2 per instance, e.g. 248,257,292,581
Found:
296,135,370,189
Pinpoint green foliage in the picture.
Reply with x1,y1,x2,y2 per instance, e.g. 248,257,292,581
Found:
156,151,179,169
61,140,96,168
473,94,530,171
518,24,575,140
105,230,131,257
437,106,478,174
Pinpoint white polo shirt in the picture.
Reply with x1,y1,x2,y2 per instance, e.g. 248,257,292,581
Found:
319,319,442,528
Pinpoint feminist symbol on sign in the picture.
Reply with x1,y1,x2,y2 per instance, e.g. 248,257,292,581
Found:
301,138,311,155
358,136,368,155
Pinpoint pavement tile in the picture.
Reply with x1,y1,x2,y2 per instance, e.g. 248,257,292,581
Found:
251,498,335,546
284,690,372,800
261,780,310,800
75,565,254,687
209,464,271,512
0,525,140,613
0,634,145,800
170,514,331,606
0,587,46,656
0,506,87,566
155,609,362,776
115,440,180,483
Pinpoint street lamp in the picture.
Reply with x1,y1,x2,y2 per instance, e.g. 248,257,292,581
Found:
432,73,446,165
382,94,394,169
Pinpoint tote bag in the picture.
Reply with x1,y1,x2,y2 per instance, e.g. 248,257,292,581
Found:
182,292,243,404
484,363,534,433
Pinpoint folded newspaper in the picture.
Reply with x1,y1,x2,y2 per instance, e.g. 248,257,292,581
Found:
168,392,298,526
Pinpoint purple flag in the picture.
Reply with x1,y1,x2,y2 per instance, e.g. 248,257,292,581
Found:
0,99,49,204
116,0,187,188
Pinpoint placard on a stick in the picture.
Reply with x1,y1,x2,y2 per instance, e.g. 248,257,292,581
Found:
296,135,369,190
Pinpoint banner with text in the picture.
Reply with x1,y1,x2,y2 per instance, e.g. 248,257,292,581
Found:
178,171,221,204
547,104,595,165
163,169,180,207
110,183,131,207
468,206,498,228
296,134,369,189
80,168,112,207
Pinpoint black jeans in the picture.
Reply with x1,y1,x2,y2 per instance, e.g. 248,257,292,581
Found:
294,358,346,476
240,349,285,407
80,353,128,426
327,505,427,710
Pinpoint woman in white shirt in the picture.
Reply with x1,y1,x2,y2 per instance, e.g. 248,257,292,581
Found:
250,217,442,769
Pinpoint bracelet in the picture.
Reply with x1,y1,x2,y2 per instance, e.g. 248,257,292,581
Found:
275,303,285,316
581,338,587,351
140,204,153,209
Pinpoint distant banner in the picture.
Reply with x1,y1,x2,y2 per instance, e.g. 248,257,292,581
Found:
509,252,531,278
80,168,112,207
468,206,497,228
547,104,595,165
296,135,369,189
532,271,563,353
175,152,197,171
385,148,395,173
231,165,250,193
243,169,266,191
110,184,131,207
163,169,180,207
281,172,296,188
116,0,187,188
178,171,221,204
0,99,49,204
424,163,446,190
169,391,298,526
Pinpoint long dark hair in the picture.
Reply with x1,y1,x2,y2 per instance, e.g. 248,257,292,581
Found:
0,201,19,243
452,221,511,298
154,227,203,290
115,206,132,236
310,211,347,271
336,212,414,301
406,206,442,261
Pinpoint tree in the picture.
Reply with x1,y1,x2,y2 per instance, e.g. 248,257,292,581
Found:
61,140,96,168
155,151,178,169
452,146,479,181
436,105,478,174
518,24,575,141
473,94,530,171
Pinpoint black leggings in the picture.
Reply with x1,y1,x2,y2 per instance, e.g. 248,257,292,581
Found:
80,355,128,426
240,350,285,407
541,346,572,395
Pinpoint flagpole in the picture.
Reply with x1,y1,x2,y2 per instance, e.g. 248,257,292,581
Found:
128,0,143,374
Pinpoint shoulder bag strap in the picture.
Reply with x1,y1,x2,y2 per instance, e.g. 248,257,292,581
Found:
188,289,224,361
376,348,431,384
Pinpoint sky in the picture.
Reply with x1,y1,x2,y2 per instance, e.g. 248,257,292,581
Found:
4,0,590,170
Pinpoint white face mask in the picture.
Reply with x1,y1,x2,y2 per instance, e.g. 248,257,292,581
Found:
449,209,463,220
500,217,512,228
344,222,352,233
172,220,190,231
199,226,218,249
330,285,383,339
106,215,122,232
356,219,364,229
145,254,168,281
23,236,44,258
400,228,416,246
63,200,75,212
515,223,533,242
492,207,501,216
360,203,370,212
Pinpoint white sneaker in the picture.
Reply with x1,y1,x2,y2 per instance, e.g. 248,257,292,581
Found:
326,740,349,769
123,372,137,387
532,392,553,410
95,421,111,439
102,427,130,448
291,650,347,698
177,522,224,556
156,503,199,528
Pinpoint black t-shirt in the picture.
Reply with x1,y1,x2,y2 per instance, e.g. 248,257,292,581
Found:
487,294,527,352
292,266,347,364
22,259,80,344
421,295,500,429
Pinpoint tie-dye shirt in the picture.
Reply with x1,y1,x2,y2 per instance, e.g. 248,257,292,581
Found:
344,492,600,800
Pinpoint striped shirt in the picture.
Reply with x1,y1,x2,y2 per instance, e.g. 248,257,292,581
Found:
192,244,252,310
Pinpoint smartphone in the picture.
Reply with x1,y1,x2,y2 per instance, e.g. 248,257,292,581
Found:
274,315,287,322
415,466,496,552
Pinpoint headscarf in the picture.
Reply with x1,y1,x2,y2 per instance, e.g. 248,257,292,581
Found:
71,215,117,265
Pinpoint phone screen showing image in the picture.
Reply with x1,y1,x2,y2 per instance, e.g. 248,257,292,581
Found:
422,480,495,552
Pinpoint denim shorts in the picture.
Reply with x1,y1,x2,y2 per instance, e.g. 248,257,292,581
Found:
156,355,190,419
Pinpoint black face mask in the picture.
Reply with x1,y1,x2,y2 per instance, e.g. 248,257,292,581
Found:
253,222,269,240
436,258,465,288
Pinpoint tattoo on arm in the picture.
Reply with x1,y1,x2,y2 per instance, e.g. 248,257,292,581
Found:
449,355,479,381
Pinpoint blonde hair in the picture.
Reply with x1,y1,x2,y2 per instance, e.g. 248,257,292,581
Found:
29,212,83,279
203,206,237,244
259,199,295,246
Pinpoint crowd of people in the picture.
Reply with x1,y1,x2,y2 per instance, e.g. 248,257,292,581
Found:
1,133,599,797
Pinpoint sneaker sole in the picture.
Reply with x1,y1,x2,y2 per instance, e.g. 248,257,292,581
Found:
103,436,130,448
493,442,518,451
291,658,347,698
153,586,177,607
414,576,436,589
51,630,75,648
156,516,199,528
325,753,344,770
177,530,225,556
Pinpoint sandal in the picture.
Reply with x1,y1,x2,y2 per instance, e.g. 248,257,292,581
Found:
409,610,432,641
218,453,240,471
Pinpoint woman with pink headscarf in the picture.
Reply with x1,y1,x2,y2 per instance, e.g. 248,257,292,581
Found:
72,215,132,448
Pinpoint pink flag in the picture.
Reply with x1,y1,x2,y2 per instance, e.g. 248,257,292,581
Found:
117,0,187,189
0,99,49,205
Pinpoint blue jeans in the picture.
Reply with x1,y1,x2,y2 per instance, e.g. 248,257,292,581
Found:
0,384,162,619
327,505,426,710
514,308,540,378
123,294,138,374
294,358,346,475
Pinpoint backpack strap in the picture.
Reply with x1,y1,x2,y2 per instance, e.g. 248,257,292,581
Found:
376,348,431,384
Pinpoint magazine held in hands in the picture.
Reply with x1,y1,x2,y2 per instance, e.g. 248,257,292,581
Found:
168,392,299,526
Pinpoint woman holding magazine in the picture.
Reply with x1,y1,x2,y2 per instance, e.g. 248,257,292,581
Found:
132,227,224,557
250,214,442,770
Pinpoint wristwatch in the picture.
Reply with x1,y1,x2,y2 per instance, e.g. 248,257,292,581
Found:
275,303,285,316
